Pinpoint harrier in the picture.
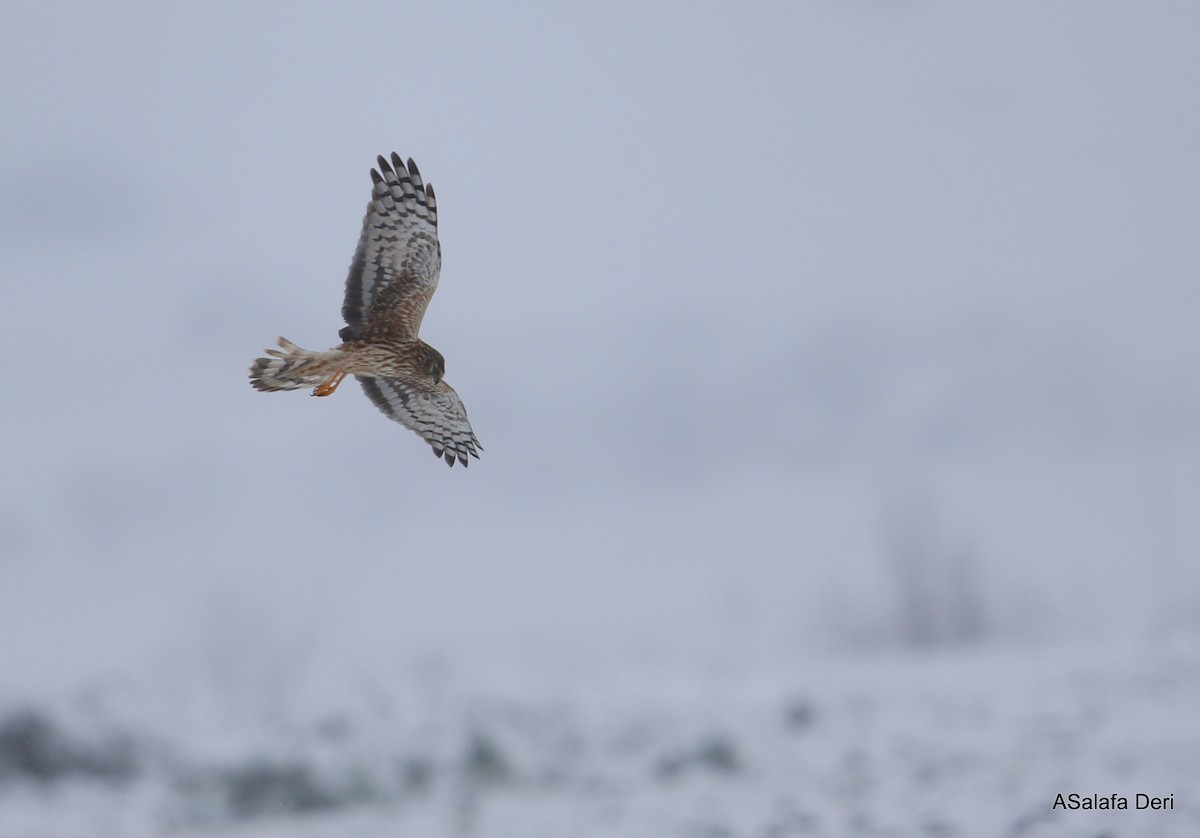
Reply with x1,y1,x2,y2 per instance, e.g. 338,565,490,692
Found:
250,153,481,466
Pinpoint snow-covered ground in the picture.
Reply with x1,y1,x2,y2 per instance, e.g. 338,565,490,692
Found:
2,639,1199,836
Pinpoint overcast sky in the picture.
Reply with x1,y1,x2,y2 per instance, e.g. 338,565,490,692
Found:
2,2,1198,700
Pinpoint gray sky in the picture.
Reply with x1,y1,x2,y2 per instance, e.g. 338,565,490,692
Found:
2,2,1198,697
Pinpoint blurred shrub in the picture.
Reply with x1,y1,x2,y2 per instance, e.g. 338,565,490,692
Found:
175,757,376,822
657,734,741,780
463,730,513,787
0,708,137,784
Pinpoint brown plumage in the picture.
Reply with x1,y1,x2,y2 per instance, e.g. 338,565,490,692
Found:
249,153,481,467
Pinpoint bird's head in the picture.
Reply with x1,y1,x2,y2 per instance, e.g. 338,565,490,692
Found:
421,344,446,384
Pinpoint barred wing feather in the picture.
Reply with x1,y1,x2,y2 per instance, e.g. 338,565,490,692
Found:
358,375,482,467
341,153,441,342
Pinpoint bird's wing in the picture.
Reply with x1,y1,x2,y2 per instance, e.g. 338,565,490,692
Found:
341,153,441,342
357,375,482,467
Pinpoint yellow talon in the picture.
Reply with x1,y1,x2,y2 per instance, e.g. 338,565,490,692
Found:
313,370,347,397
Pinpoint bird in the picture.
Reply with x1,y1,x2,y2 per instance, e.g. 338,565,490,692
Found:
249,152,482,467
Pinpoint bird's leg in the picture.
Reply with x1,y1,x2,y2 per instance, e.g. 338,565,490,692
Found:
312,370,347,397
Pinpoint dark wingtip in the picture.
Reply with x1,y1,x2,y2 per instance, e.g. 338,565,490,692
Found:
390,151,405,172
370,169,383,185
407,157,420,177
377,154,392,174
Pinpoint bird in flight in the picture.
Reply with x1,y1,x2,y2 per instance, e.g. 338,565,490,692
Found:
250,153,481,466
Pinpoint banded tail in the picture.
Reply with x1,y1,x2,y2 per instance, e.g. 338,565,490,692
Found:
249,337,344,394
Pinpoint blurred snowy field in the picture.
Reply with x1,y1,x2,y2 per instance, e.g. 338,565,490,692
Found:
2,2,1199,836
2,640,1200,836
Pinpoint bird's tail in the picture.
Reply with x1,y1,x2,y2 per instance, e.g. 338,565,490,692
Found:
249,337,344,393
